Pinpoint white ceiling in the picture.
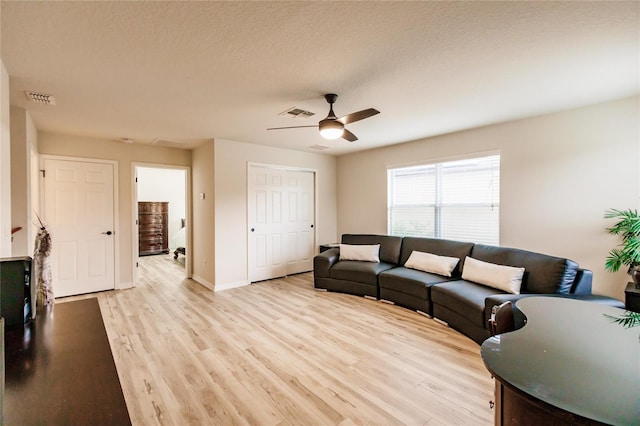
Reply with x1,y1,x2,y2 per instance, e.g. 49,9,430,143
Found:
1,1,638,155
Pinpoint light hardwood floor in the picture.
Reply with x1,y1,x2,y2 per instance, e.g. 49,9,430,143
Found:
88,255,493,425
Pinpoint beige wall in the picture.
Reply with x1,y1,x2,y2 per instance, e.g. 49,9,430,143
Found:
213,139,337,289
191,140,215,288
337,96,639,300
10,106,37,256
0,61,10,256
38,132,191,287
28,110,38,255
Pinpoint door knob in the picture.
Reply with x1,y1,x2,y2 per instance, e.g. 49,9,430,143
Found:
310,224,314,228
102,231,113,235
250,228,255,232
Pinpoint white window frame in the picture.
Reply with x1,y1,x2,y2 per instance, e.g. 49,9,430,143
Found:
387,152,500,245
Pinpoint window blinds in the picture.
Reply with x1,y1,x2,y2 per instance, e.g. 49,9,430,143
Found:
387,155,500,245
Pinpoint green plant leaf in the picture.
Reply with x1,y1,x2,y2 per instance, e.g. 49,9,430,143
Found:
604,208,640,272
603,311,640,329
605,249,625,272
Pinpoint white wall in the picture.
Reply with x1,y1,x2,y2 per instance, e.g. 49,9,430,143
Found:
10,106,37,256
0,61,11,257
29,120,39,255
191,140,215,289
214,139,337,289
337,96,639,300
137,166,186,239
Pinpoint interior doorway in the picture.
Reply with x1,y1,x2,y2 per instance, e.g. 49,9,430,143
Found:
133,164,190,286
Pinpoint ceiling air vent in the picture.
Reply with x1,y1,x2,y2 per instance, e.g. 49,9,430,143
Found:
279,107,315,119
25,91,56,105
308,144,330,151
152,138,188,149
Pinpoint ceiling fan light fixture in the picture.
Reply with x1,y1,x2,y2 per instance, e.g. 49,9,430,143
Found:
319,120,344,140
267,93,378,143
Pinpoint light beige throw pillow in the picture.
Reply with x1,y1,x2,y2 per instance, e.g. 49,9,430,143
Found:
339,244,380,263
461,256,525,294
404,251,459,277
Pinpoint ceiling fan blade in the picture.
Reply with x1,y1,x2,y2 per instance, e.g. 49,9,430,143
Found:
266,125,318,130
338,108,380,125
342,129,358,142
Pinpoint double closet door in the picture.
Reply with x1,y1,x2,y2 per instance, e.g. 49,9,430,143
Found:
248,166,315,282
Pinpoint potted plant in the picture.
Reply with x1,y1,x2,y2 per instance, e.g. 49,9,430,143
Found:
604,208,640,287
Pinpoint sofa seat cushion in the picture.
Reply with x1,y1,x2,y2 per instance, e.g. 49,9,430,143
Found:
329,260,395,285
431,280,507,327
379,267,454,299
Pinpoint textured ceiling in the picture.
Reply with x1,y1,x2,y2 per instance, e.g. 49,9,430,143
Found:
1,1,638,155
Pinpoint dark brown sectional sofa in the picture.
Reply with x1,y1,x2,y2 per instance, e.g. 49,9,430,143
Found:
314,234,624,344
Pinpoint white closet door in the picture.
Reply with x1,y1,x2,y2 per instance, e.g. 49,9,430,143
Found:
285,170,314,275
248,166,315,282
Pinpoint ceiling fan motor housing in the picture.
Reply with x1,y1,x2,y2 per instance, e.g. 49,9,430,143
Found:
319,118,344,139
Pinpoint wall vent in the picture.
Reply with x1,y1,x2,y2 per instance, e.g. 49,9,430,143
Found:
308,144,330,151
25,91,56,105
279,107,315,119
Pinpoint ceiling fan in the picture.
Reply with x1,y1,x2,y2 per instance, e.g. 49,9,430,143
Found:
267,93,380,142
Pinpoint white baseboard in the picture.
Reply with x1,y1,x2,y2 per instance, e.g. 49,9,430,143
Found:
214,280,250,292
379,299,395,305
417,310,432,318
117,281,133,290
191,274,215,291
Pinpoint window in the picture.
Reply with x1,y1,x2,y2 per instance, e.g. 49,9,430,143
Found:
387,154,500,245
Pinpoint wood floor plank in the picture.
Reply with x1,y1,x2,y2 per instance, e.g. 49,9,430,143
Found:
93,254,493,425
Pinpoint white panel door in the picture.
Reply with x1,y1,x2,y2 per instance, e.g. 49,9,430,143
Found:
248,166,315,282
285,170,314,275
43,159,115,297
248,167,287,282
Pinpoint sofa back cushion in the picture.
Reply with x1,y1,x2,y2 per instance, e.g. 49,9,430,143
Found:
341,234,403,265
399,237,474,277
470,244,578,294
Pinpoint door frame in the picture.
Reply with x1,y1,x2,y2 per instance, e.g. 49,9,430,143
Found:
131,162,192,287
246,162,318,282
39,154,120,290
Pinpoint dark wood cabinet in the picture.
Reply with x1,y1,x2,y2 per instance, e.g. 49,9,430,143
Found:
0,256,34,327
624,281,640,313
493,380,602,426
138,202,169,256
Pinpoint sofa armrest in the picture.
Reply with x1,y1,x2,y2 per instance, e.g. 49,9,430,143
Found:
484,289,624,332
571,268,593,294
484,294,529,331
313,248,340,278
